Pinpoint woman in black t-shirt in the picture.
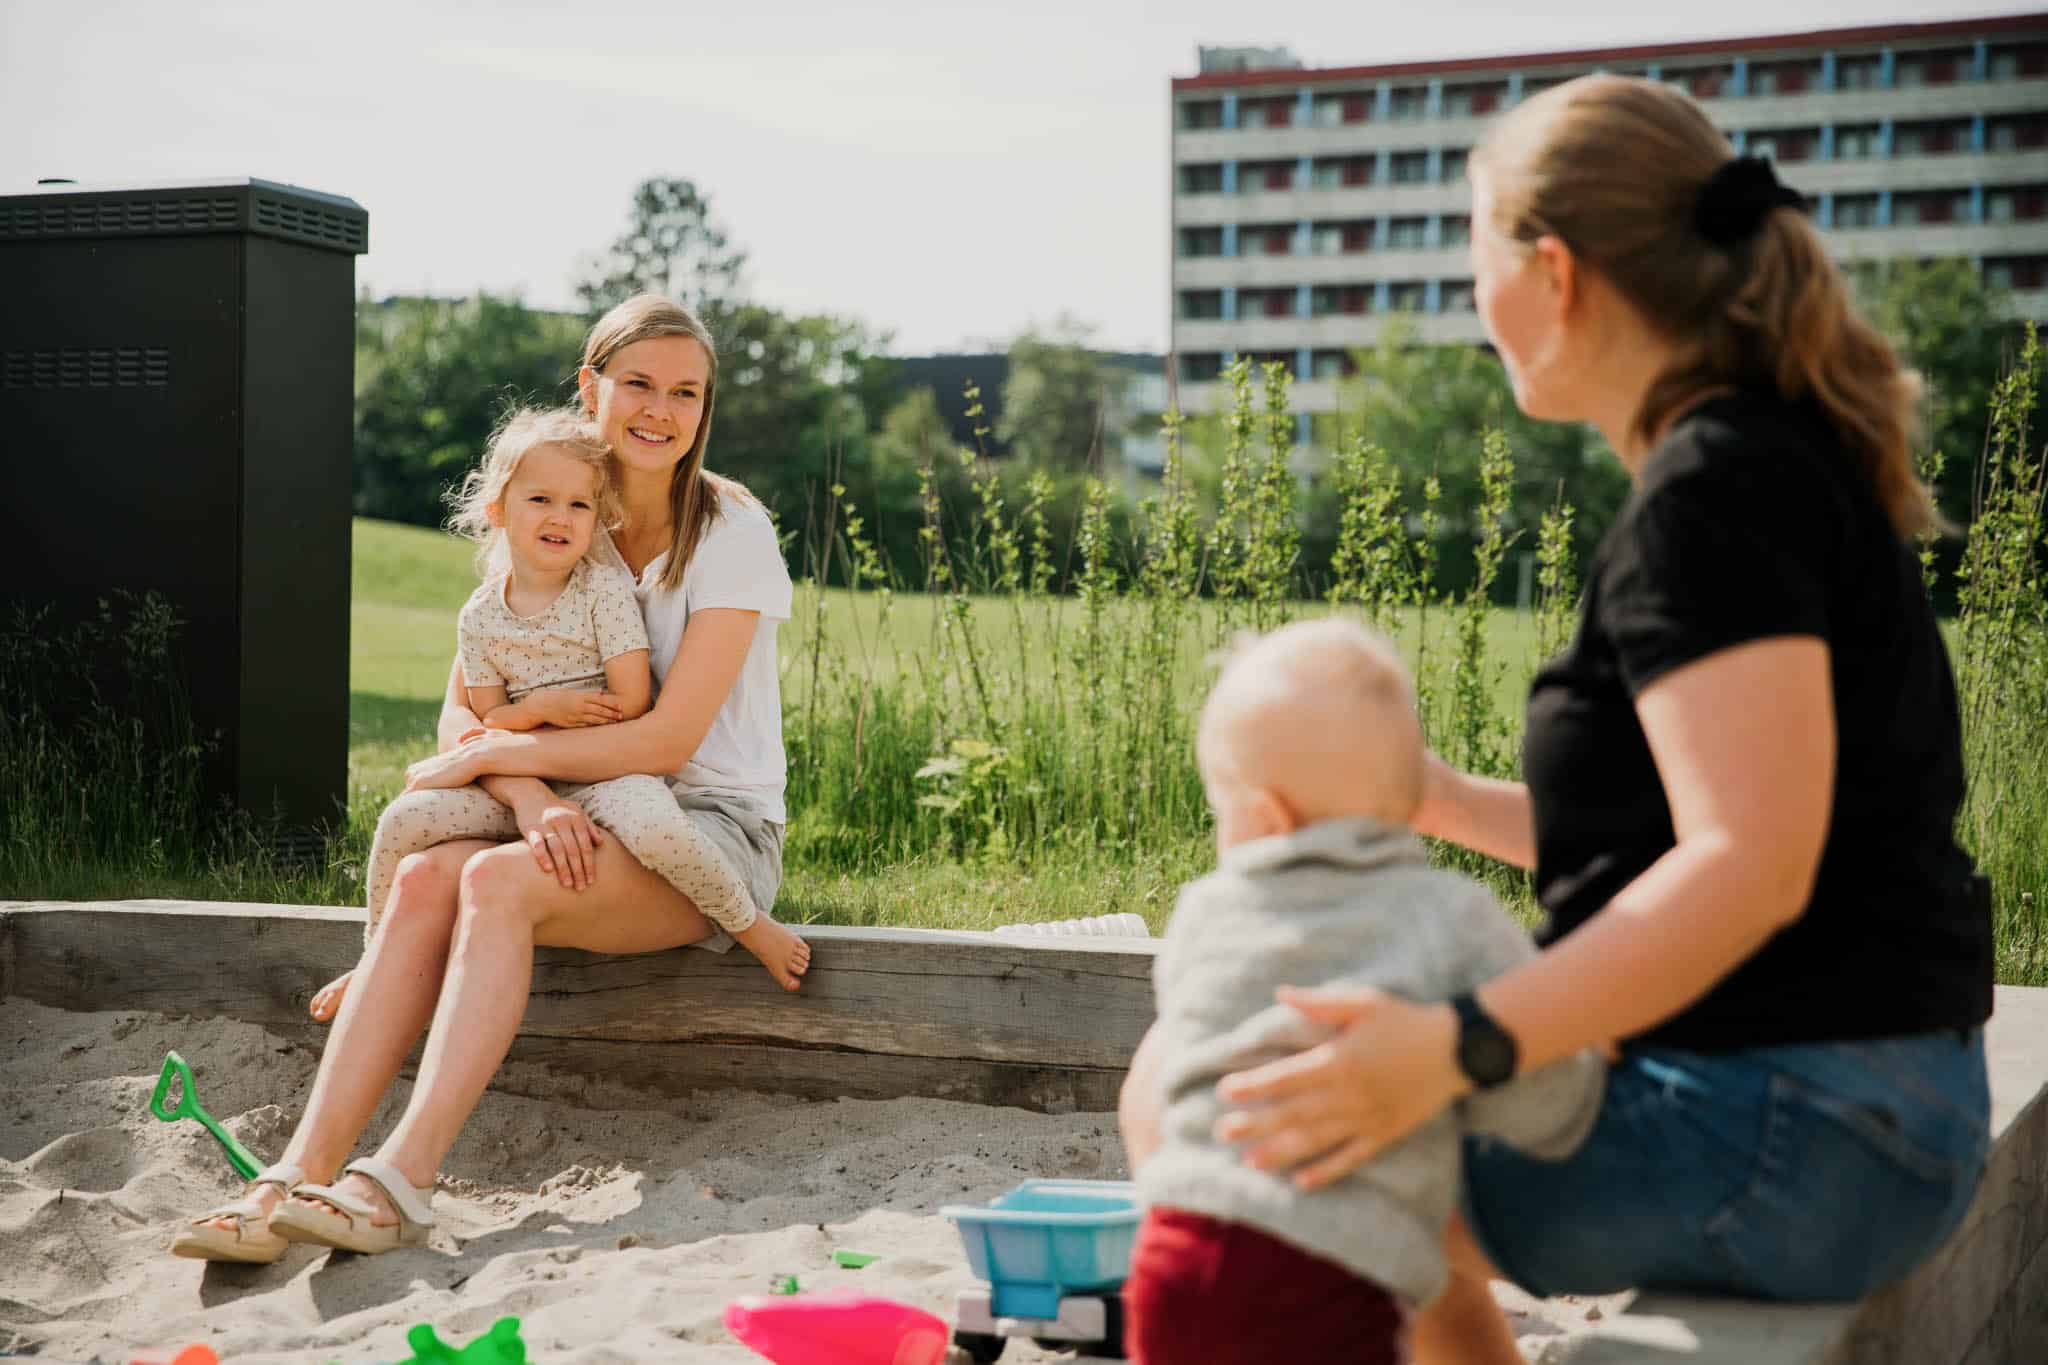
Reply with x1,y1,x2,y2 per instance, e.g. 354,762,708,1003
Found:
1182,74,1994,1358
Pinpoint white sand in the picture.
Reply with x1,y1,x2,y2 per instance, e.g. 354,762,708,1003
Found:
0,1000,1619,1363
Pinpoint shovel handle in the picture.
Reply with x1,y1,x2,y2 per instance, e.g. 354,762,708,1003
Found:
150,1051,262,1181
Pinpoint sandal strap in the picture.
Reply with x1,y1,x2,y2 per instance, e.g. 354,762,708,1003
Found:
342,1157,436,1230
289,1179,377,1224
188,1163,305,1226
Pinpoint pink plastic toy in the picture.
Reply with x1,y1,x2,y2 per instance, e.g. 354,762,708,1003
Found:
724,1292,950,1365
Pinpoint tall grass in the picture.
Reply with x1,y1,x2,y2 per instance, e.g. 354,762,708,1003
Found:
6,353,2045,979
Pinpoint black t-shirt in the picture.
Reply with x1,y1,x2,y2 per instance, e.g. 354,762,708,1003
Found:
1523,390,1992,1052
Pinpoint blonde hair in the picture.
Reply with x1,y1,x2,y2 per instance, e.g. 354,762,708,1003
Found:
580,294,762,593
447,407,619,576
1472,74,1934,538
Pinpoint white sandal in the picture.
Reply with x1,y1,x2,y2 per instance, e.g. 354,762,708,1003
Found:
169,1163,305,1263
270,1156,435,1254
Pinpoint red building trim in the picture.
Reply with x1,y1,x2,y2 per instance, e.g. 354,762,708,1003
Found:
1172,11,2048,92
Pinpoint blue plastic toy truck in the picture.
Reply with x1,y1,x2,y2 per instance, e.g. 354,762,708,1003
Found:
940,1179,1140,1362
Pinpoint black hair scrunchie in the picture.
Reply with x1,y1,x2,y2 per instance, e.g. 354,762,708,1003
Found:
1693,155,1810,246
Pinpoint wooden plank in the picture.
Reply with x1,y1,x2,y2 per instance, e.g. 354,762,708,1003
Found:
0,899,1157,1111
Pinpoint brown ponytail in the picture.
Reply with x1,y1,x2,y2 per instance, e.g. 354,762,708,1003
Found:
1473,75,1935,538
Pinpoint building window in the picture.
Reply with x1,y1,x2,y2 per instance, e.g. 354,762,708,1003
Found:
1440,215,1471,246
1522,76,1565,99
1387,216,1429,249
1241,97,1295,129
1387,282,1428,312
1238,287,1296,318
1835,124,1882,159
1179,290,1225,320
1388,86,1428,120
1895,48,1970,87
1747,128,1817,163
1237,160,1296,193
1312,220,1373,254
1985,256,2048,289
1441,149,1469,182
1311,285,1373,317
1180,101,1225,130
1837,55,1884,90
1989,43,2048,79
1441,82,1506,118
1390,151,1430,183
1311,350,1355,381
1891,190,1973,226
1749,60,1818,95
1178,164,1224,194
1312,155,1374,189
1181,353,1225,382
1312,91,1374,125
1178,226,1225,257
1442,280,1476,312
1670,64,1732,98
1986,186,2048,223
1237,223,1292,255
1833,194,1881,229
1988,115,2048,151
1894,119,1972,157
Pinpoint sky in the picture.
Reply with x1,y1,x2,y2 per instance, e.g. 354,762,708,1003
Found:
2,1,2026,354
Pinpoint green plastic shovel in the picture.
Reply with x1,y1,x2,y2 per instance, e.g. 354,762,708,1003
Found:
150,1051,261,1181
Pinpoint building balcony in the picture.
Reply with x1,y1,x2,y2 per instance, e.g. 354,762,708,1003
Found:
1772,148,2048,195
1175,182,1472,224
1710,76,2048,131
1174,114,1499,162
1174,246,1471,288
1823,219,2048,260
1173,313,1486,353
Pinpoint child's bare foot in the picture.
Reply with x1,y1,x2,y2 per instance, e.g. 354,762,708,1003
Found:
732,916,811,992
310,970,352,1023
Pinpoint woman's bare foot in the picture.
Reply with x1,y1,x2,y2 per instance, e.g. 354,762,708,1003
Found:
732,916,811,992
310,969,352,1023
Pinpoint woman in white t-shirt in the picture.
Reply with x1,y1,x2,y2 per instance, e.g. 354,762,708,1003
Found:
175,296,802,1261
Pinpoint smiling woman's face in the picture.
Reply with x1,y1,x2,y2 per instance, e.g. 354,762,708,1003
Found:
1469,174,1563,420
582,335,712,477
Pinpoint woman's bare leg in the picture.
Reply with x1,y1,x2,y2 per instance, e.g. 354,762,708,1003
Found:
1412,1213,1521,1365
317,836,717,1224
198,841,487,1234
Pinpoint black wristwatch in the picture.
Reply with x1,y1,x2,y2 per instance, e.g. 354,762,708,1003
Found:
1451,992,1519,1090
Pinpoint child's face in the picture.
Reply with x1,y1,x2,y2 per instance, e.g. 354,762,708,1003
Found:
491,446,602,572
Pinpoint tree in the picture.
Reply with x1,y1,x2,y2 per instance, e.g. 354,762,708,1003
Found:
575,178,747,320
998,316,1132,471
353,295,586,527
1858,259,2023,524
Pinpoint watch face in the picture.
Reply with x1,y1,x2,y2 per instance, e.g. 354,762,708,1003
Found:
1459,1016,1517,1087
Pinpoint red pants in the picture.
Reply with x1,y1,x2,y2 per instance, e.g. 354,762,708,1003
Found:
1124,1207,1407,1364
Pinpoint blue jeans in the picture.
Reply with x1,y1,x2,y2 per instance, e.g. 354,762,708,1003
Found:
1461,1030,1990,1301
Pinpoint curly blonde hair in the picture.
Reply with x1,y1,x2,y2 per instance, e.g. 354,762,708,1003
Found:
446,407,621,576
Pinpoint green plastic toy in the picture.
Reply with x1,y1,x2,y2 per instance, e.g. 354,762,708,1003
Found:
391,1316,529,1364
833,1249,881,1269
149,1051,260,1181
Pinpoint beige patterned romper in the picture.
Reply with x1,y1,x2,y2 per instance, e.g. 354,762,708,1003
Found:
361,559,758,947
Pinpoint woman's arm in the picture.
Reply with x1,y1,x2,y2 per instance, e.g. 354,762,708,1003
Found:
1216,636,1834,1186
1413,756,1538,870
407,610,758,790
1474,635,1833,1067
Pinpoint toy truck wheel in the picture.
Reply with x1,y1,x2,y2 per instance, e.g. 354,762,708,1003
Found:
952,1329,1008,1363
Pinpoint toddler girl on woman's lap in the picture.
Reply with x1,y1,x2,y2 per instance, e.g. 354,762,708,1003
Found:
314,408,806,1015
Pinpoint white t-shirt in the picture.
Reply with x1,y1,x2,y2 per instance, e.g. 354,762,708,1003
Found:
591,493,793,822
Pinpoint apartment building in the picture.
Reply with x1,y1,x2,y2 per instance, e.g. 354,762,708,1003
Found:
1169,12,2048,429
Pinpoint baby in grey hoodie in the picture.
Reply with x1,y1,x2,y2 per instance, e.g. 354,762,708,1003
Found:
1123,618,1605,1364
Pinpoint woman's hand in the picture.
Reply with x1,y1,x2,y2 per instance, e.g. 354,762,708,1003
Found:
511,792,606,891
1213,987,1464,1191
